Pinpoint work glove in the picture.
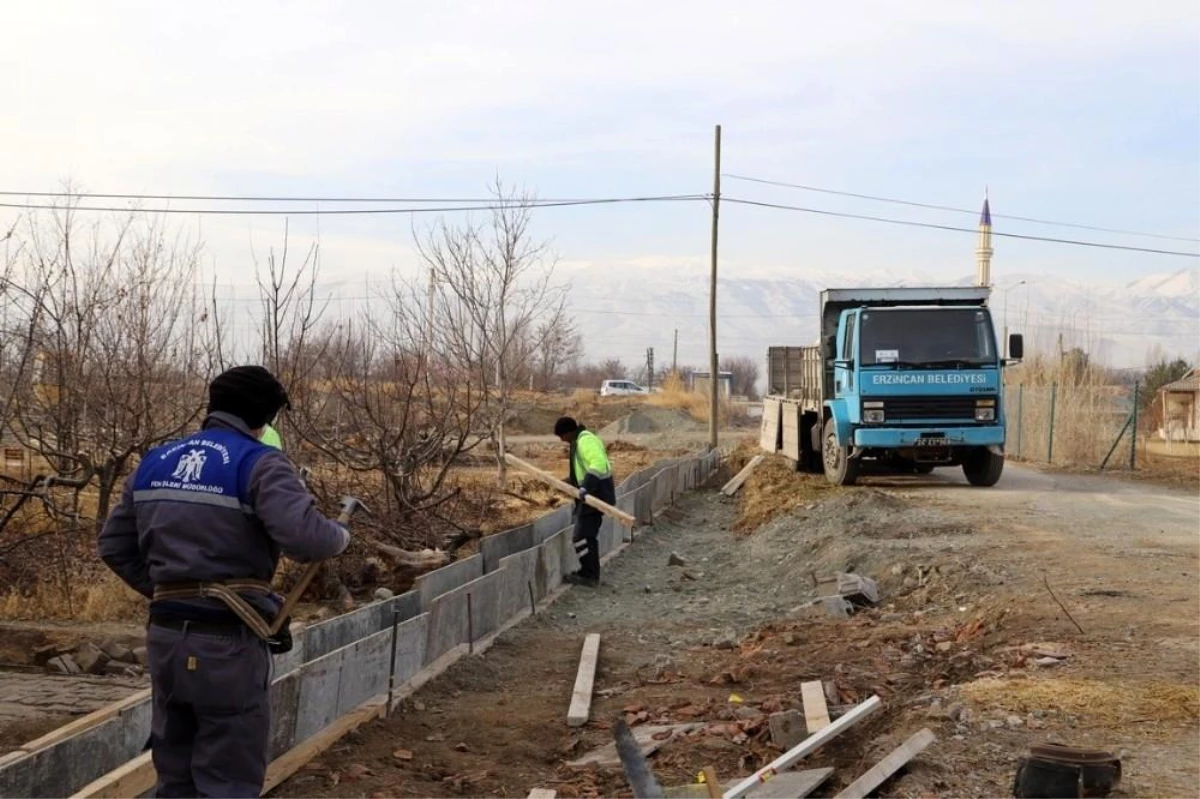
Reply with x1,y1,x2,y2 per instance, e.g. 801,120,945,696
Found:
577,488,589,502
267,618,294,655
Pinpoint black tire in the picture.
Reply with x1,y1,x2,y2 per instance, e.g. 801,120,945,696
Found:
822,418,858,486
913,463,935,474
962,448,1004,486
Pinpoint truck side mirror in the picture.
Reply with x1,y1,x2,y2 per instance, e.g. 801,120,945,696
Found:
1008,333,1024,360
823,336,837,360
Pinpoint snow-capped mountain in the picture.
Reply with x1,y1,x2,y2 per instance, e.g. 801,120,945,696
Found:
562,264,1200,376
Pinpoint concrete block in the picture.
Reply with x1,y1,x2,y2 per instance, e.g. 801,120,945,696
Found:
497,548,539,619
336,629,392,717
414,554,484,611
295,647,345,743
424,580,472,666
836,572,880,605
538,528,570,591
272,626,307,676
268,671,301,759
304,602,380,662
533,507,571,543
481,524,534,573
769,710,806,749
391,613,429,685
467,571,505,642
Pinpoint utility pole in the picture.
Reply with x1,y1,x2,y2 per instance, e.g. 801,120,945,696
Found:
646,347,654,391
672,329,678,375
708,124,721,451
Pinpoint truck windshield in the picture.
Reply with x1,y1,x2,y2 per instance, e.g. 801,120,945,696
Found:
859,308,996,367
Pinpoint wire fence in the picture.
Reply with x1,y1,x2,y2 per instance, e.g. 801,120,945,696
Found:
1005,382,1143,470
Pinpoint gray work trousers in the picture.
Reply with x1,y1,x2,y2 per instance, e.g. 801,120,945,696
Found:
146,621,272,798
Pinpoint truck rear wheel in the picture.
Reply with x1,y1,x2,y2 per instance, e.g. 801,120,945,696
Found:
962,448,1004,487
822,418,858,486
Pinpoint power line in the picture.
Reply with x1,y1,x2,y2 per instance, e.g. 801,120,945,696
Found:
722,173,1200,244
723,197,1200,258
0,195,708,216
0,190,696,204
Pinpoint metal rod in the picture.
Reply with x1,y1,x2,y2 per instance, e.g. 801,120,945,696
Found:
527,581,536,615
1100,413,1133,470
386,606,400,715
1016,384,1024,458
1047,384,1057,463
466,592,474,655
1130,381,1140,470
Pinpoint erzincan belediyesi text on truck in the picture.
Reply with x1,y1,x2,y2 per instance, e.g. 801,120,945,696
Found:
760,286,1023,487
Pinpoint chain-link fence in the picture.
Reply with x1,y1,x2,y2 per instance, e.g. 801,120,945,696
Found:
1005,382,1141,469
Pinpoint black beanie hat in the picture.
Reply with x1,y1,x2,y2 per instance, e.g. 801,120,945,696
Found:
207,366,290,429
553,416,579,437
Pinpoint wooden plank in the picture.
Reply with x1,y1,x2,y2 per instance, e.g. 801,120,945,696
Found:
701,767,721,799
505,454,636,527
800,681,830,733
722,696,882,799
667,770,832,799
70,751,154,799
527,790,557,798
833,728,936,799
263,701,385,792
567,633,601,728
20,688,151,755
720,455,764,496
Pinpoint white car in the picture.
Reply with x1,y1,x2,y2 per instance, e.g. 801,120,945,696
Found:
600,379,648,397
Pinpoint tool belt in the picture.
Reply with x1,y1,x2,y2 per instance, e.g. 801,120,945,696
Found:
1012,743,1122,798
153,579,292,654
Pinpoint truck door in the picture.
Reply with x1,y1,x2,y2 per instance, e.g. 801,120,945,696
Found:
834,310,856,395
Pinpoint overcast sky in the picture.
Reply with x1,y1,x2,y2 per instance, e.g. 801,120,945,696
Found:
3,0,1198,302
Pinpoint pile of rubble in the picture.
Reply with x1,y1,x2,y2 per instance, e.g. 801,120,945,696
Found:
36,639,146,677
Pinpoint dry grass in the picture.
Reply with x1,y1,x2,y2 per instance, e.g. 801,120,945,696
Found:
646,373,747,426
1004,355,1140,469
961,677,1200,728
732,444,844,534
0,572,146,622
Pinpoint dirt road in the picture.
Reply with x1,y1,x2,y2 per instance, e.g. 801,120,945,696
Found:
271,459,1199,798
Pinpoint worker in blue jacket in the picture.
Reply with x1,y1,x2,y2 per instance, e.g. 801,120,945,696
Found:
99,366,349,798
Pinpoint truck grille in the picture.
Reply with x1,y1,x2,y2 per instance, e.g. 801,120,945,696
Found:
879,396,977,421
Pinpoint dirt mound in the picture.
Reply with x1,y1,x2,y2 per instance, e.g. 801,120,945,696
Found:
601,407,703,437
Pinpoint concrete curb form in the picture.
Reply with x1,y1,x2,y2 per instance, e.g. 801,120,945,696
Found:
0,450,724,799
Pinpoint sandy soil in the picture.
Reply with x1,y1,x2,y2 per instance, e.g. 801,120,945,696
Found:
271,460,1199,799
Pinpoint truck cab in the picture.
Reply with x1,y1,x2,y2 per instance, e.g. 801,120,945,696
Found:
762,286,1023,487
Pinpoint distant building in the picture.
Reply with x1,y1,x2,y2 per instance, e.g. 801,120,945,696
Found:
689,370,733,399
1157,367,1200,442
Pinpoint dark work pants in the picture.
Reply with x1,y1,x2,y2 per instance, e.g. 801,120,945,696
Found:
573,510,602,579
146,622,272,798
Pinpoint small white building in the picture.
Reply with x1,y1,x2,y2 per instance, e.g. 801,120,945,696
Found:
1158,368,1200,442
688,370,734,399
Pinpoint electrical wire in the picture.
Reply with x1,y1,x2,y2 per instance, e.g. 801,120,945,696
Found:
0,195,709,216
722,173,1200,244
722,197,1200,258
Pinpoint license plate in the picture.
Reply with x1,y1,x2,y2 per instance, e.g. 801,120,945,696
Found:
915,437,952,447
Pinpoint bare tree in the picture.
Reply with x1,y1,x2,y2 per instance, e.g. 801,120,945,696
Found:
599,358,627,380
533,307,583,391
416,180,566,488
7,204,213,529
721,355,761,399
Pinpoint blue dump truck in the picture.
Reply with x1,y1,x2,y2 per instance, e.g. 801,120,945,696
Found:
760,286,1023,487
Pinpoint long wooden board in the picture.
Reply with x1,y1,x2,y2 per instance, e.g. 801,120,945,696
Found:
567,634,601,727
721,455,764,496
800,681,830,733
722,696,882,799
833,728,935,799
504,454,636,526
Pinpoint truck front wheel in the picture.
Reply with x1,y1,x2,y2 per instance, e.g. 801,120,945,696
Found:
962,448,1004,487
822,418,858,486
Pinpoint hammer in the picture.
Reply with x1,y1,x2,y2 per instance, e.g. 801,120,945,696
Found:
269,494,371,636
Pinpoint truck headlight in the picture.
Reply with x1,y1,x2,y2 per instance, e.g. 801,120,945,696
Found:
975,398,995,421
863,401,884,424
